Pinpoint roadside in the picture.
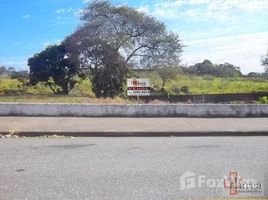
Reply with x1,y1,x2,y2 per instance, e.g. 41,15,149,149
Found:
0,117,267,137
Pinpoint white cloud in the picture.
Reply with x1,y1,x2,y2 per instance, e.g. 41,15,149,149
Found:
22,14,30,19
206,0,268,12
154,0,184,9
182,32,268,74
136,5,149,14
180,8,236,22
55,7,82,18
82,0,92,3
147,0,268,22
74,9,84,18
55,8,66,14
167,0,268,11
152,8,180,19
42,42,51,47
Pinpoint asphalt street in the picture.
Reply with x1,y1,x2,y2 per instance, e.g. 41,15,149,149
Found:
0,137,267,200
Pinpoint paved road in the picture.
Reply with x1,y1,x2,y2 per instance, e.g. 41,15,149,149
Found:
0,117,268,136
0,137,267,200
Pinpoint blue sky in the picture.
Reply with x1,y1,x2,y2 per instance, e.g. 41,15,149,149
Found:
0,0,267,74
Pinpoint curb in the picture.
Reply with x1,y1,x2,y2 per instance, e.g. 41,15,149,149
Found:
1,131,268,137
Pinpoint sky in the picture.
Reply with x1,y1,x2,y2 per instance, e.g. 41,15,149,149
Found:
0,0,267,74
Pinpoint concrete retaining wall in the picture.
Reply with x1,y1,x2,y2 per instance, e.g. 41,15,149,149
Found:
135,92,268,103
0,103,268,117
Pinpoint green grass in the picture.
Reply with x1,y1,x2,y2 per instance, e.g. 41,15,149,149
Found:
0,78,95,96
0,74,268,104
136,72,268,94
0,95,134,104
0,78,21,91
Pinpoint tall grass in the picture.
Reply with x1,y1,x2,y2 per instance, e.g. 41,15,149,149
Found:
0,74,268,98
136,73,268,94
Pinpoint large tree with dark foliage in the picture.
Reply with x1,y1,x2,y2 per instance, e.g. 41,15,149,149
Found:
67,0,183,67
64,0,183,97
191,59,216,76
92,53,128,98
185,59,241,77
216,63,242,77
261,52,268,74
28,44,83,95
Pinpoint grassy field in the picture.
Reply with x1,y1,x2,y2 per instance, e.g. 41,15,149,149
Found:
0,74,268,103
139,72,268,94
0,77,95,96
0,95,135,103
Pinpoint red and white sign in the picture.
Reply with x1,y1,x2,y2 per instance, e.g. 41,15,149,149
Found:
127,78,150,96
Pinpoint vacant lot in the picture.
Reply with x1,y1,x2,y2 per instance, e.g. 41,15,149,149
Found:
1,74,268,104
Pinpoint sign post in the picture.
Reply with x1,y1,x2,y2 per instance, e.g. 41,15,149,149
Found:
127,78,150,100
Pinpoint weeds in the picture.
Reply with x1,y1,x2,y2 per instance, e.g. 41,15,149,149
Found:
258,96,268,104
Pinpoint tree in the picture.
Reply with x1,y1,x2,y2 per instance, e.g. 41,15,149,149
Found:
73,0,183,67
0,66,17,77
190,60,216,76
187,60,241,77
157,66,180,90
261,52,268,74
0,66,8,77
28,44,83,95
92,52,128,98
181,85,190,95
216,63,241,77
10,70,29,92
64,0,183,97
65,38,129,97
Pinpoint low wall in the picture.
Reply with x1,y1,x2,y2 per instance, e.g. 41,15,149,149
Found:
131,92,268,103
0,103,268,117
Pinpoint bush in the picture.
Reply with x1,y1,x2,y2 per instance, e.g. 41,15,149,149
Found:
181,86,190,95
258,96,268,104
4,89,24,95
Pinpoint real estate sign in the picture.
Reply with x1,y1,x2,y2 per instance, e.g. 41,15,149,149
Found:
127,78,150,96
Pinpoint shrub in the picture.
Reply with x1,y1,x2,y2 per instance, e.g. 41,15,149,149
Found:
258,96,268,104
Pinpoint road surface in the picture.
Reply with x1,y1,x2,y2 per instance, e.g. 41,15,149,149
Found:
0,137,267,200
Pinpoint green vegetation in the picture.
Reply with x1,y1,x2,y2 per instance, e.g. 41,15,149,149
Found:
1,73,268,97
0,95,131,104
0,77,94,96
26,0,183,97
0,1,267,100
184,59,242,77
261,52,268,74
28,44,84,95
164,75,268,94
135,70,268,95
258,96,268,104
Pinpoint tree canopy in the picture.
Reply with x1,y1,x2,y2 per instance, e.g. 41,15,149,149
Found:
185,59,242,77
62,0,184,97
0,66,17,77
65,0,183,69
28,44,83,95
261,52,268,74
157,66,180,90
